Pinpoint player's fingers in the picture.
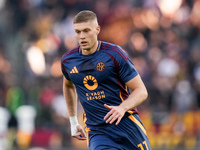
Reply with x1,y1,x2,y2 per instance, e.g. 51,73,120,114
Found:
109,114,119,124
79,129,87,138
104,104,112,110
115,116,123,125
77,125,87,138
73,134,86,140
104,109,114,120
105,111,117,123
72,125,87,140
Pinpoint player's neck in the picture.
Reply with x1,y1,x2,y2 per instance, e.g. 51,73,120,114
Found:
81,41,99,55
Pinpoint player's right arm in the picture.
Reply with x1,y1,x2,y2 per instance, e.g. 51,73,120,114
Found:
63,77,77,116
63,77,86,140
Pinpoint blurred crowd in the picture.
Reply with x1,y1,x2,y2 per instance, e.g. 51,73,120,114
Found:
0,0,200,149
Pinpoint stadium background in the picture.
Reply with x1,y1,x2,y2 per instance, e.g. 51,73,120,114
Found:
0,0,200,150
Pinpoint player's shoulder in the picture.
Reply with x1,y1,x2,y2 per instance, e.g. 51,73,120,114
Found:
61,46,79,61
100,41,129,61
101,41,119,50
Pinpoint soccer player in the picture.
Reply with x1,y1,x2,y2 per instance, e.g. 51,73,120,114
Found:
61,10,151,150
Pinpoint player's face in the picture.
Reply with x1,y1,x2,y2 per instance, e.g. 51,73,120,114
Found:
74,21,100,53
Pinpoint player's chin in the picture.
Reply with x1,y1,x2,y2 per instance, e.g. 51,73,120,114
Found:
82,47,90,51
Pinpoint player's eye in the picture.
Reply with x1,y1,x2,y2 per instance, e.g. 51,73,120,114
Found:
84,29,89,33
76,30,81,34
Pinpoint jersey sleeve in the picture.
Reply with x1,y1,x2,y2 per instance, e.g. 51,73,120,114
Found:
116,47,138,83
61,58,70,80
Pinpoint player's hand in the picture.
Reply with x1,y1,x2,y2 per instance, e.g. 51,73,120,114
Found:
71,124,86,140
104,104,126,125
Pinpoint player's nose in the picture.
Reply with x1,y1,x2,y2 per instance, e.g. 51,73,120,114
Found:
80,32,86,39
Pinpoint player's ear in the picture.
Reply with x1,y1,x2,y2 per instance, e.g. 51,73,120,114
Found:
96,25,100,35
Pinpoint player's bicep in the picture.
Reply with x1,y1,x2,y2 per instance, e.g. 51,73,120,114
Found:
63,76,74,88
125,74,147,92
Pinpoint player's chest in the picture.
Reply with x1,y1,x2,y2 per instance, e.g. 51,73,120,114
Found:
67,54,116,84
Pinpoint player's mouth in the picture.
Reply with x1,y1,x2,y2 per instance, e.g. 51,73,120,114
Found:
81,41,87,46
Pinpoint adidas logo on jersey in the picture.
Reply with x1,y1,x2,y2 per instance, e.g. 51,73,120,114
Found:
70,66,79,73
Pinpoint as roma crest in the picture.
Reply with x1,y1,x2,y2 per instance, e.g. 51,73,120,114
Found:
96,62,105,72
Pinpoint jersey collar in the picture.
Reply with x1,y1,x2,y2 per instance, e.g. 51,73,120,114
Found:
79,41,101,54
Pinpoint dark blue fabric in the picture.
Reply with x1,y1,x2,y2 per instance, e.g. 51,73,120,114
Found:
87,114,151,150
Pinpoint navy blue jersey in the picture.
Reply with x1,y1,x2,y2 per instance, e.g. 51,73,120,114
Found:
61,41,139,126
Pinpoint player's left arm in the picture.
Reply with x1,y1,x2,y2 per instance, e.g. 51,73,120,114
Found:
104,74,148,125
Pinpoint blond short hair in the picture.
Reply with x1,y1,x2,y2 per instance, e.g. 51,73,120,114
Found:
73,10,98,24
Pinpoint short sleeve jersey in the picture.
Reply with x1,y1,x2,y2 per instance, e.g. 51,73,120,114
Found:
61,41,139,126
